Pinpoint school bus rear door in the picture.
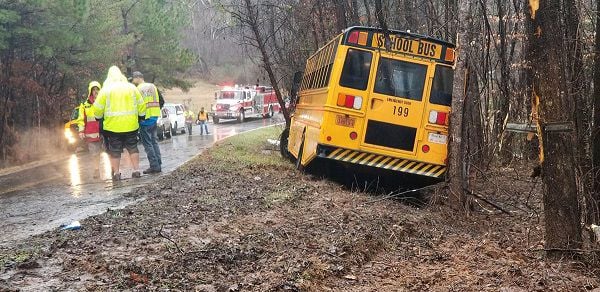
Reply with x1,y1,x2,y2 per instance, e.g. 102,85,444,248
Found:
361,52,431,157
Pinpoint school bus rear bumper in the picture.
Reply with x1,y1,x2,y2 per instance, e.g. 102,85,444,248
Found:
317,145,447,178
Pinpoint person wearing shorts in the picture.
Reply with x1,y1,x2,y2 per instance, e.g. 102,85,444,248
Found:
93,66,146,181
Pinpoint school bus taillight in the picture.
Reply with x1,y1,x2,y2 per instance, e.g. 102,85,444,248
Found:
337,93,362,110
422,145,430,153
347,30,368,46
428,110,449,126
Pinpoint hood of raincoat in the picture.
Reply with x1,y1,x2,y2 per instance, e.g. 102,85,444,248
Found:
87,81,101,98
103,66,128,87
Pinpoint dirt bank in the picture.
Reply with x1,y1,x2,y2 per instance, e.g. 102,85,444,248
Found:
1,127,598,291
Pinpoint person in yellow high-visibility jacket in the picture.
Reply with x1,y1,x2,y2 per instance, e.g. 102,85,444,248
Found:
132,71,164,174
184,107,195,135
196,107,210,135
76,81,102,178
93,66,146,181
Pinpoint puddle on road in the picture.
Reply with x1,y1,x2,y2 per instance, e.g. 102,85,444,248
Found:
68,154,82,197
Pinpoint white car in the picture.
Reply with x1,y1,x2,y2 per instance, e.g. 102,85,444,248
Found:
163,103,186,135
156,107,172,140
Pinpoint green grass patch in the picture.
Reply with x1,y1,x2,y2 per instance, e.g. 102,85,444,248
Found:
263,190,295,207
208,125,291,170
0,248,38,267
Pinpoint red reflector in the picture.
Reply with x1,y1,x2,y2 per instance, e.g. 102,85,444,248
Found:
349,132,358,140
327,136,332,142
344,95,354,108
422,145,430,153
348,31,359,44
436,112,447,125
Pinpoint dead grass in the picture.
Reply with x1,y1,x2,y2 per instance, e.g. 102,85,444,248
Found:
162,79,220,112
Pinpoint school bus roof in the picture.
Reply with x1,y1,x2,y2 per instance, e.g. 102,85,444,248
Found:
338,26,456,64
342,26,456,48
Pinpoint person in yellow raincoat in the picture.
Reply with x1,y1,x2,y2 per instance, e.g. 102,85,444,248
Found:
76,81,103,177
93,66,146,181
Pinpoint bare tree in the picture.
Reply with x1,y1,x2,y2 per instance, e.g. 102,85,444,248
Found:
223,0,292,126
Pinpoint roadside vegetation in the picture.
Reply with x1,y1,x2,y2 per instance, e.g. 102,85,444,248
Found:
1,127,598,291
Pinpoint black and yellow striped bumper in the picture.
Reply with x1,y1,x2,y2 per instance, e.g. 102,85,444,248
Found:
322,147,447,178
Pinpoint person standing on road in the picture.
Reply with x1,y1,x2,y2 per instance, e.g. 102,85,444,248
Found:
131,71,163,174
76,81,103,178
93,66,146,181
184,107,195,135
196,107,210,135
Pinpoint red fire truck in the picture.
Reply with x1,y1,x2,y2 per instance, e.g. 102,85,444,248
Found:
211,85,280,123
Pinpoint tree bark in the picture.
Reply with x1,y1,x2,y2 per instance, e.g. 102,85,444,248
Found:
526,0,582,257
373,0,388,31
592,0,600,225
447,0,470,212
331,0,348,33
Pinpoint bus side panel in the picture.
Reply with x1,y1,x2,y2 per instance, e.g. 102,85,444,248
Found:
288,90,328,161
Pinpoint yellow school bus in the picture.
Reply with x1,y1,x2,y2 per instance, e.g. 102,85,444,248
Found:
287,26,456,179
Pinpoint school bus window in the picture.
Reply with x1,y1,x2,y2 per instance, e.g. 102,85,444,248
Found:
374,58,427,101
430,65,454,106
340,48,372,90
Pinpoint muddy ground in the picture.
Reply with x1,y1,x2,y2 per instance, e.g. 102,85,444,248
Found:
1,127,599,291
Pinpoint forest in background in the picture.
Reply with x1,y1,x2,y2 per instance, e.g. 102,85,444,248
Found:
1,0,600,257
0,0,195,165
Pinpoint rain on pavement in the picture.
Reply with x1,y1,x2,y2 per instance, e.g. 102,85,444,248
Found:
0,117,283,247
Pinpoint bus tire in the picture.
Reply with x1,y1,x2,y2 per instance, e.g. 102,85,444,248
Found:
237,110,245,123
296,138,305,172
279,128,292,160
213,116,219,124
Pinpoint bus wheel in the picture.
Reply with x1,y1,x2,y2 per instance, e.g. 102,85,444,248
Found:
295,138,305,172
279,128,292,160
237,111,245,123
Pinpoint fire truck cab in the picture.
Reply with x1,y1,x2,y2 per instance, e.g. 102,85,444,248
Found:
211,85,280,124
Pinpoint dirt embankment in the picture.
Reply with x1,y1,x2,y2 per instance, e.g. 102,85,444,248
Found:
1,127,598,291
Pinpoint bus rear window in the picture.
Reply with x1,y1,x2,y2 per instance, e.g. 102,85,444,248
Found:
430,65,454,106
340,48,372,90
374,58,427,101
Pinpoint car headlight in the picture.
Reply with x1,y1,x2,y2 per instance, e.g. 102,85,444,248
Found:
64,128,77,144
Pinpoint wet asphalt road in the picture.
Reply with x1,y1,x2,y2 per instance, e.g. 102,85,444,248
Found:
0,116,283,247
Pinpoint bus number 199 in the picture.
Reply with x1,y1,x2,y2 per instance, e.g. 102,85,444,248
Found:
393,106,409,117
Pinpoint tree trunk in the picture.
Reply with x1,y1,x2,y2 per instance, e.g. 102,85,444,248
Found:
447,0,470,212
527,0,582,257
243,0,291,127
331,0,348,33
374,0,388,31
496,0,511,162
362,0,372,26
592,0,600,225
